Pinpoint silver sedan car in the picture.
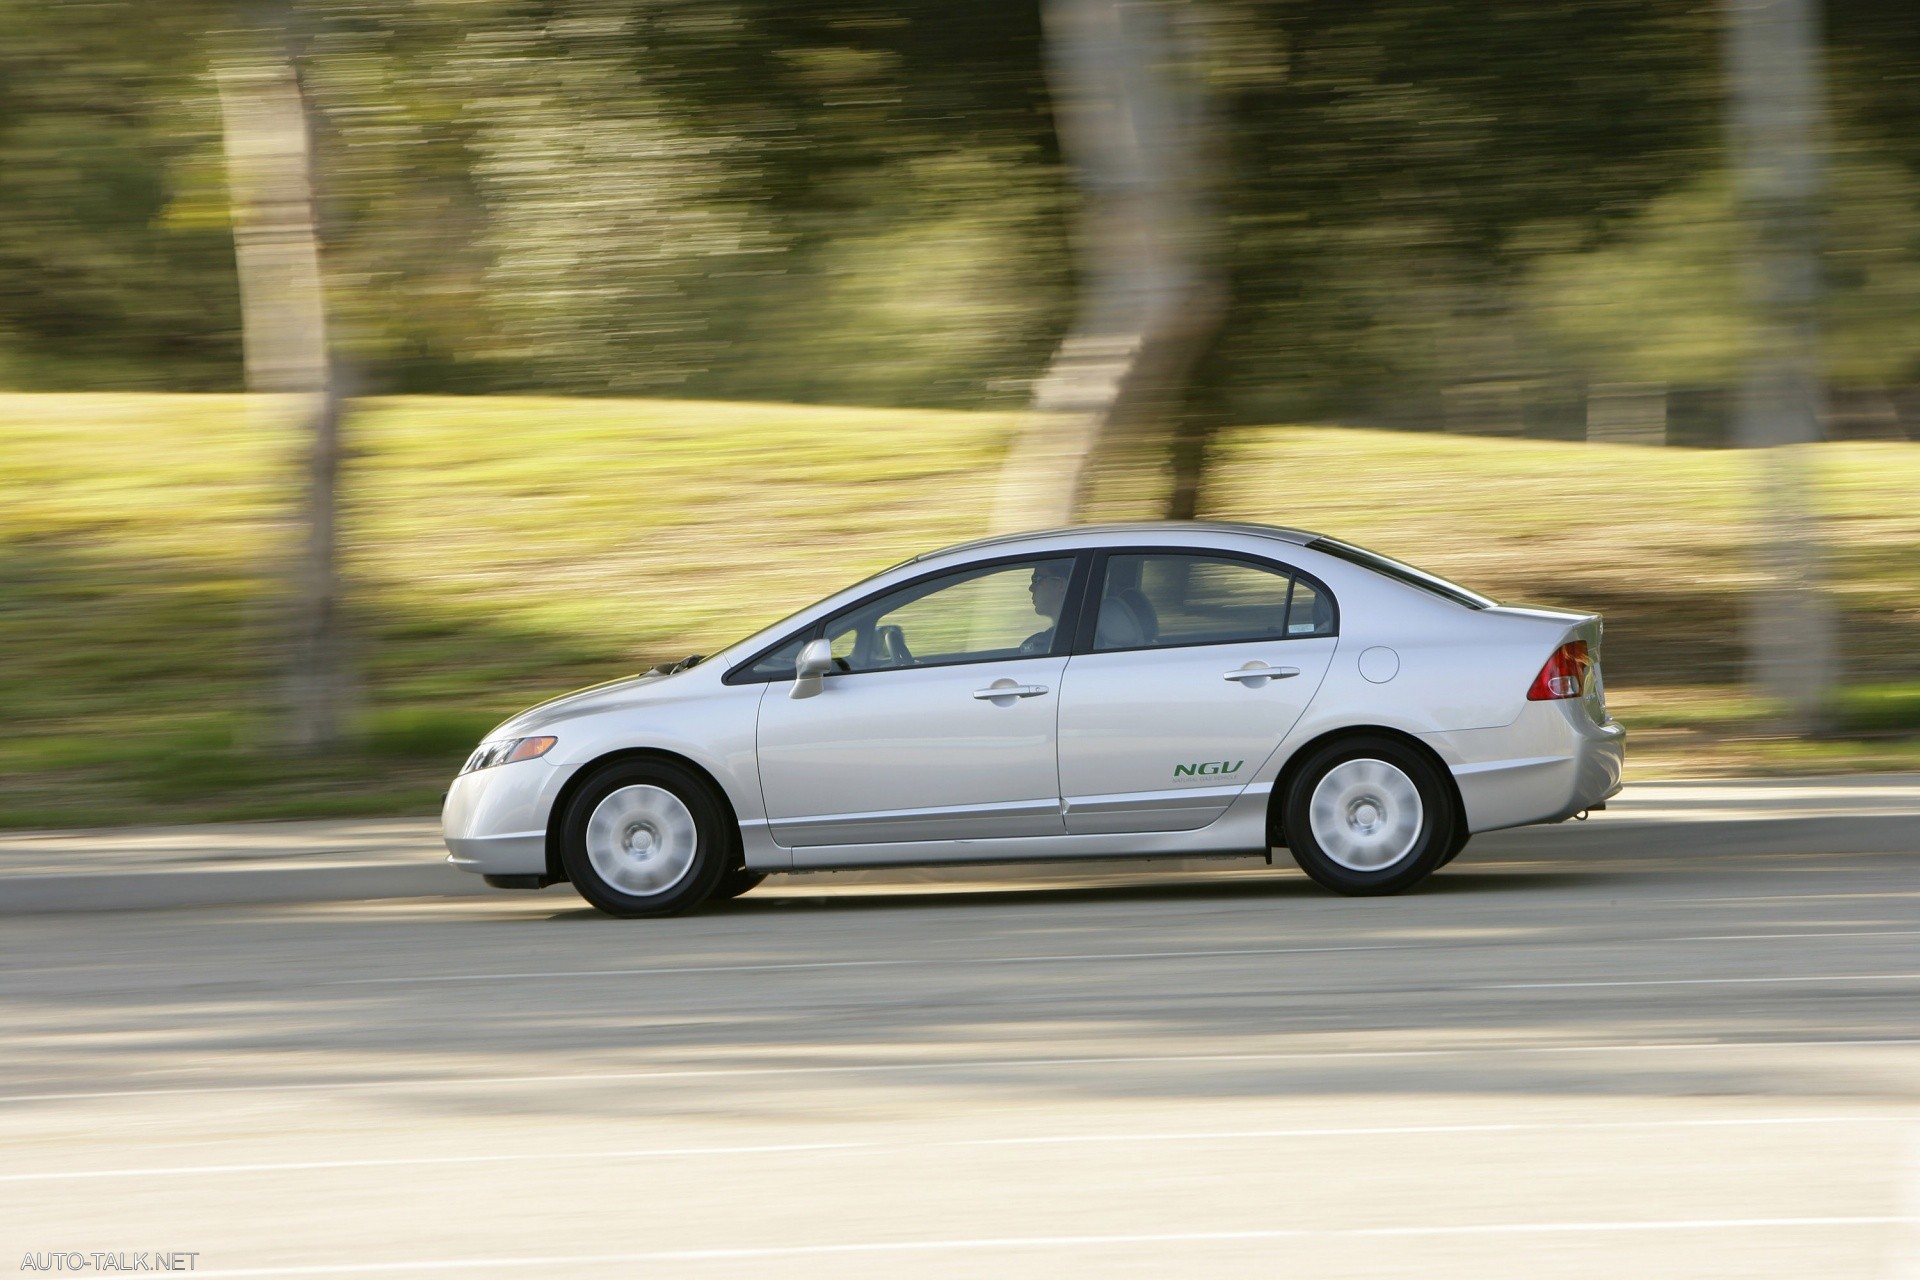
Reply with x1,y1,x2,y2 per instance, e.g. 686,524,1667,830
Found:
443,522,1624,916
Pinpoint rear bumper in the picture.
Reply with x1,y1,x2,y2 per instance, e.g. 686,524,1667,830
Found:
1424,701,1625,834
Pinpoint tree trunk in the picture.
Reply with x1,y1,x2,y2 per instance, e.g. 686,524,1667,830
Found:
1163,411,1213,522
217,26,352,749
1724,0,1837,736
991,0,1226,533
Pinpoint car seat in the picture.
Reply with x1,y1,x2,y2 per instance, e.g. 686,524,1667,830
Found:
1093,589,1158,649
1116,587,1158,643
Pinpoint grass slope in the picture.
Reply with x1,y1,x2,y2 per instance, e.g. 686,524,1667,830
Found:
3,393,1918,827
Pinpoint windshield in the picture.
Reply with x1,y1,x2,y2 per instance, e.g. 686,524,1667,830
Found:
1306,537,1497,610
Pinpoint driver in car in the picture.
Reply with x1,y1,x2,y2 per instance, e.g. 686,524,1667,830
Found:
1019,562,1071,654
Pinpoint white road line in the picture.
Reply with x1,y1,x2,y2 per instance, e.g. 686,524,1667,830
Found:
1482,973,1920,991
0,1142,866,1183
4,1039,1917,1106
956,1115,1888,1147
9,931,1914,990
184,1219,1916,1276
317,932,1920,988
321,943,1416,985
1671,931,1920,942
1680,893,1920,903
1597,809,1920,823
0,1116,1883,1184
1895,1124,1920,1280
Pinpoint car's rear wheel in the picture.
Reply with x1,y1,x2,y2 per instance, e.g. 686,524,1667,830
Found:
1439,818,1472,867
1282,737,1453,896
560,760,732,918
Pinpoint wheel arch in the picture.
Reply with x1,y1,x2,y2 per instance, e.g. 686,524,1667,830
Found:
1266,725,1465,848
545,747,744,884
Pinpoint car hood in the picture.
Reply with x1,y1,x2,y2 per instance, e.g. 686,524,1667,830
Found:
490,670,680,737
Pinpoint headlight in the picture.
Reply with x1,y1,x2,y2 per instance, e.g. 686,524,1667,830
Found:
460,735,558,775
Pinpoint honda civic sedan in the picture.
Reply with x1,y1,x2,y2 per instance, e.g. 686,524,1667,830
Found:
443,522,1624,916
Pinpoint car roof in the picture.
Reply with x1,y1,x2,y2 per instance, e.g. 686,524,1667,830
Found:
911,520,1321,564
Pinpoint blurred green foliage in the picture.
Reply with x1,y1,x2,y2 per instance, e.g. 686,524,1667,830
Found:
4,0,1920,427
0,1,241,388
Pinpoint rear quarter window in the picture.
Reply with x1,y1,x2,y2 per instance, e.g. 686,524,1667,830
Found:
1306,538,1496,610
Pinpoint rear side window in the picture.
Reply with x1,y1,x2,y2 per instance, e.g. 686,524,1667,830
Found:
1285,578,1334,636
1089,553,1334,651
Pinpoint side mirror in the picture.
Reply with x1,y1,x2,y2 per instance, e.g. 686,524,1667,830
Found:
790,638,835,699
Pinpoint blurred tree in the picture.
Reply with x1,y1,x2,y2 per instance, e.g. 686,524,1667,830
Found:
1523,163,1920,394
7,0,1920,452
991,0,1226,530
1724,0,1837,735
1209,0,1719,430
0,0,238,388
273,0,1067,402
217,5,353,748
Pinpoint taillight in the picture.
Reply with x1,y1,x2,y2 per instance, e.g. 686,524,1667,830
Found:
1527,640,1591,701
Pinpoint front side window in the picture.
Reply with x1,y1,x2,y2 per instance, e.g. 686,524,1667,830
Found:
740,634,808,682
824,557,1073,672
733,556,1074,681
1089,553,1333,651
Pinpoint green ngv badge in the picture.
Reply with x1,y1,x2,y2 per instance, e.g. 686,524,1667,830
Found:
1174,760,1244,778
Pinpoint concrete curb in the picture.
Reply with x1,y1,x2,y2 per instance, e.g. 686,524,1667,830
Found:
0,863,491,915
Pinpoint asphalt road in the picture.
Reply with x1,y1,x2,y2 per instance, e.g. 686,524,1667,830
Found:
3,783,1919,1278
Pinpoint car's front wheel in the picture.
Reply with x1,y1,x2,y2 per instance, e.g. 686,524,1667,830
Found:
711,867,768,901
560,760,733,918
1282,737,1453,896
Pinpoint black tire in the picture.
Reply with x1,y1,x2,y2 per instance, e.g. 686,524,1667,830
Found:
711,867,768,901
1281,735,1454,896
1438,818,1472,868
559,760,734,918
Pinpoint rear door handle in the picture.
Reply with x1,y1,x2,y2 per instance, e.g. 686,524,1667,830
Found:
973,683,1049,700
1224,665,1299,683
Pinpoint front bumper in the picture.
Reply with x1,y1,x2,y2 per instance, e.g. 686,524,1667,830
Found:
1426,701,1626,834
441,757,572,876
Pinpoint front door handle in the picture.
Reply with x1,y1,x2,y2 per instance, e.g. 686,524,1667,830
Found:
973,682,1049,701
1224,663,1299,685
